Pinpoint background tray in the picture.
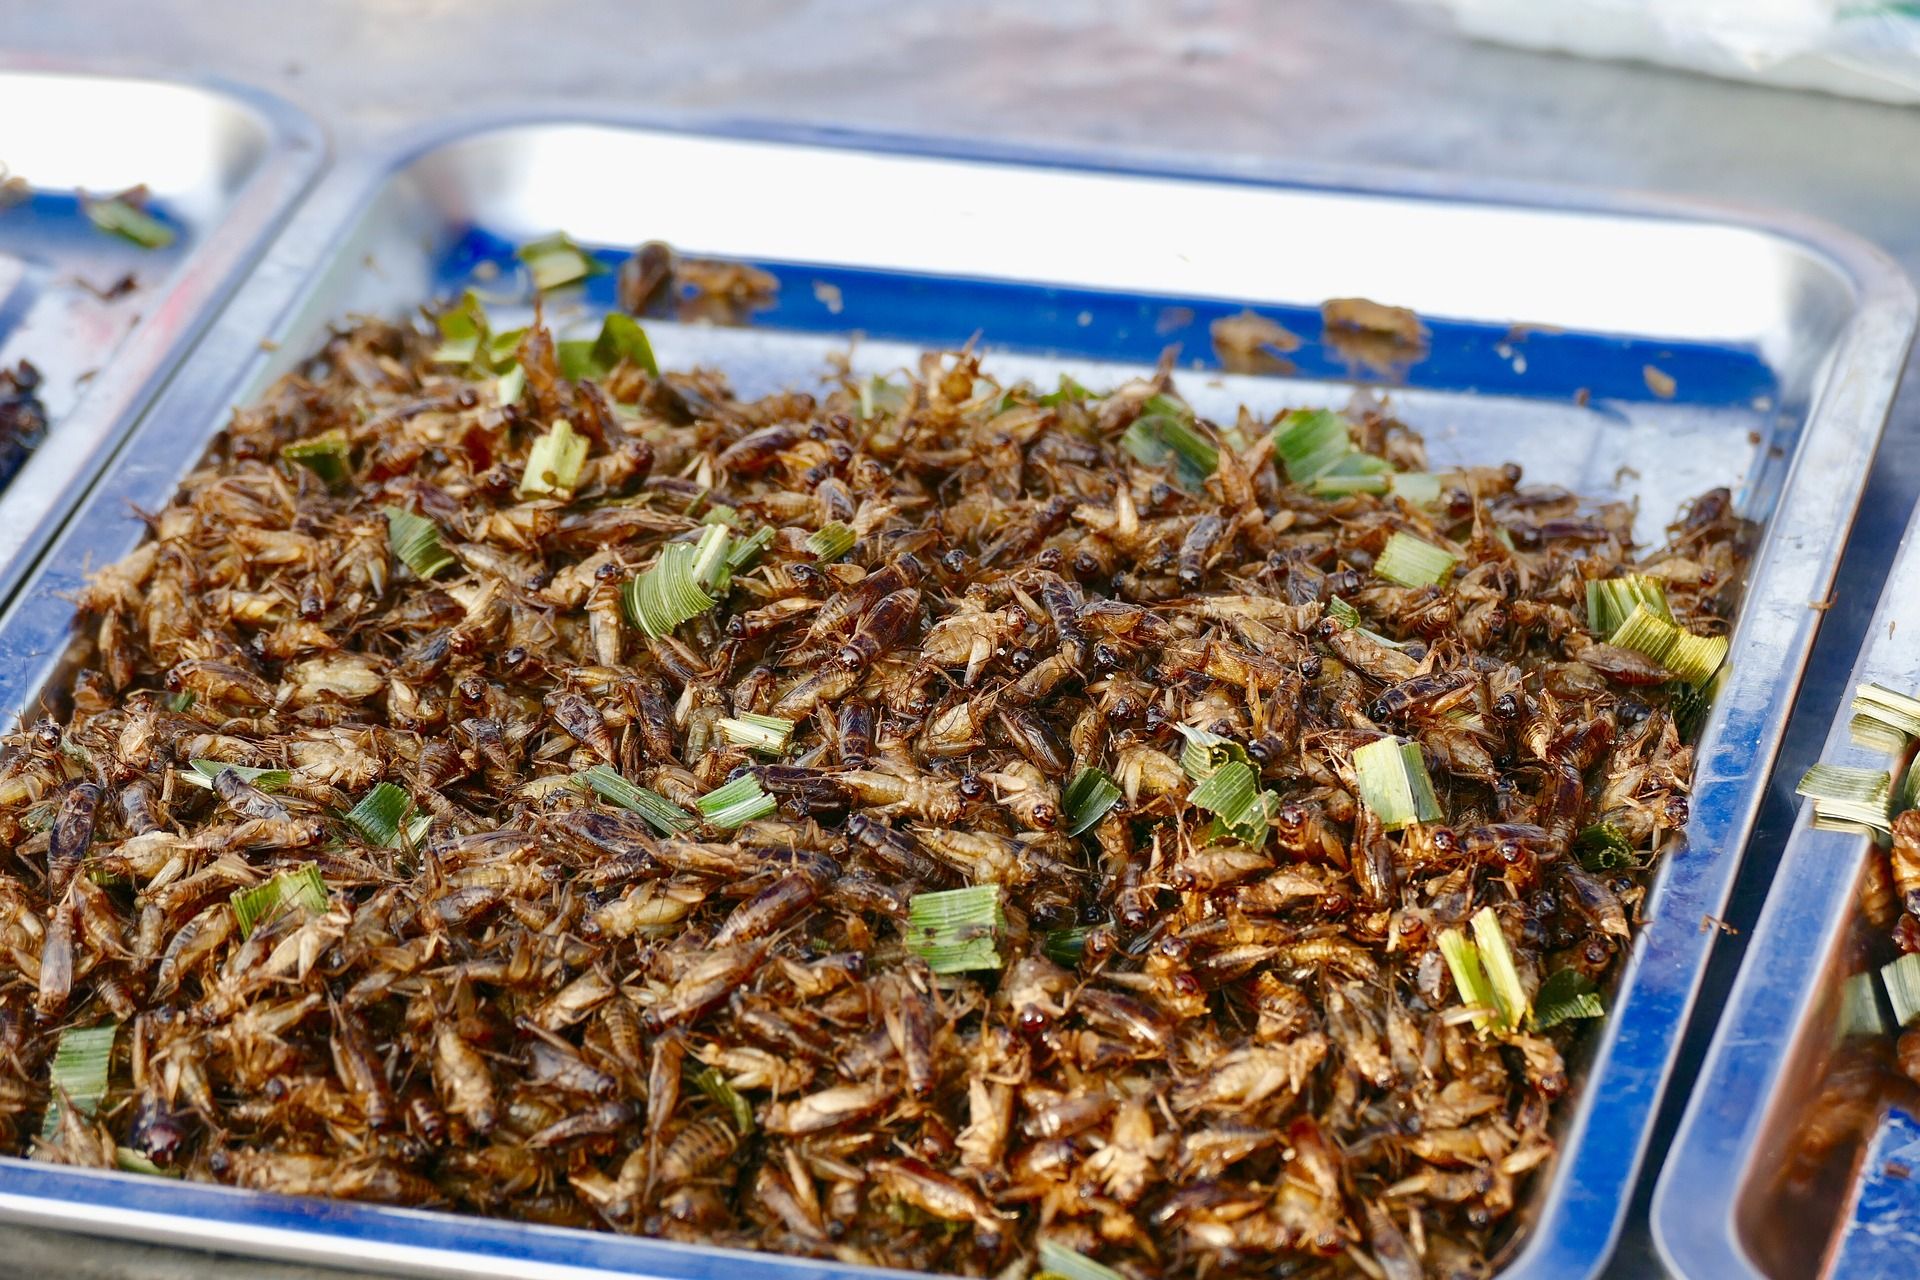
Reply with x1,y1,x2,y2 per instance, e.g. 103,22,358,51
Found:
0,66,323,608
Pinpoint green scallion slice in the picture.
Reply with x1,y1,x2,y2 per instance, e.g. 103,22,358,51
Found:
495,363,527,408
183,759,290,792
1391,471,1445,506
229,864,329,940
282,432,352,488
1531,969,1607,1030
1038,375,1095,407
1043,926,1093,966
1472,906,1530,1029
1175,724,1249,781
625,537,725,639
1120,413,1218,489
859,376,908,422
1884,953,1920,1028
1309,471,1391,497
1838,970,1887,1040
724,525,775,573
1574,823,1637,871
518,418,590,498
85,197,174,249
906,886,1005,974
1352,736,1442,831
517,232,607,292
431,290,493,367
1586,575,1672,637
592,312,659,379
1062,768,1122,837
1437,928,1497,1033
384,506,456,579
1797,763,1893,838
1374,531,1457,588
693,1065,755,1136
1325,596,1364,630
1189,760,1258,824
718,713,795,754
1037,1240,1126,1280
575,765,696,835
1851,682,1920,753
1272,409,1352,483
41,1023,116,1139
1609,604,1727,688
344,782,417,847
165,691,196,713
807,522,857,563
696,775,777,829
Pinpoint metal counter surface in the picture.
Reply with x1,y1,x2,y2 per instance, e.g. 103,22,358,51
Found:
7,1,1920,1276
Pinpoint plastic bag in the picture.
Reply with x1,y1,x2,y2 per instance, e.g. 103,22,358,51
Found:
1413,0,1920,104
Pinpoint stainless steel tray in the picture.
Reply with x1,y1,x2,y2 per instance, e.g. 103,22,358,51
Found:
1653,489,1920,1271
0,116,1909,1280
0,65,323,606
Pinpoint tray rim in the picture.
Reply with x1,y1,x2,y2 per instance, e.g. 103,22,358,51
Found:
0,109,1912,1280
0,57,328,609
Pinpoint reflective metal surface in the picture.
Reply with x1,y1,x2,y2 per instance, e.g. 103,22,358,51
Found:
0,66,323,605
0,117,1909,1280
1654,499,1920,1277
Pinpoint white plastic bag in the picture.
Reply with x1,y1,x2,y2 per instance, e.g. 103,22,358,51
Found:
1414,0,1920,104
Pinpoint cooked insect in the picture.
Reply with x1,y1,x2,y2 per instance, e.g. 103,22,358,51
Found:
0,270,1749,1280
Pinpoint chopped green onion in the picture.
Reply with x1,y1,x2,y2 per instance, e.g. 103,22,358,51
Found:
558,313,662,386
1851,682,1920,752
859,376,908,422
344,782,418,847
1062,768,1122,837
114,1147,179,1177
1121,413,1218,489
282,432,352,488
183,759,289,792
1884,953,1920,1028
1043,926,1093,966
495,363,527,408
1175,724,1249,781
1391,471,1445,506
1272,409,1352,483
1189,760,1258,823
702,504,741,528
718,713,795,754
1038,375,1095,407
1838,971,1887,1040
1797,763,1892,838
229,864,329,940
1143,394,1191,420
575,765,696,835
517,232,607,292
906,886,1005,974
432,290,493,367
690,522,732,592
42,1023,116,1139
693,1065,755,1136
724,525,775,573
85,197,173,249
1574,823,1637,871
1310,471,1391,497
1037,1240,1126,1280
1472,907,1529,1029
1374,532,1457,589
1352,736,1442,831
384,506,456,579
517,418,589,498
1437,928,1497,1033
807,522,857,563
165,691,196,713
1587,575,1672,637
1325,596,1364,630
696,775,777,829
1531,969,1607,1030
1609,604,1727,689
624,537,725,639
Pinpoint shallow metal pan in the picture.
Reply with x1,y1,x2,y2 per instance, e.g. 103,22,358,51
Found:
1653,488,1920,1275
0,65,324,607
0,115,1909,1280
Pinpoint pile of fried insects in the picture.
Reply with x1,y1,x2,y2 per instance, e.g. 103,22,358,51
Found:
0,281,1746,1279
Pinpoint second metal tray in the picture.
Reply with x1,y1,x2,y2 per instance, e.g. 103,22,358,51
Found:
0,65,323,606
0,116,1911,1280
